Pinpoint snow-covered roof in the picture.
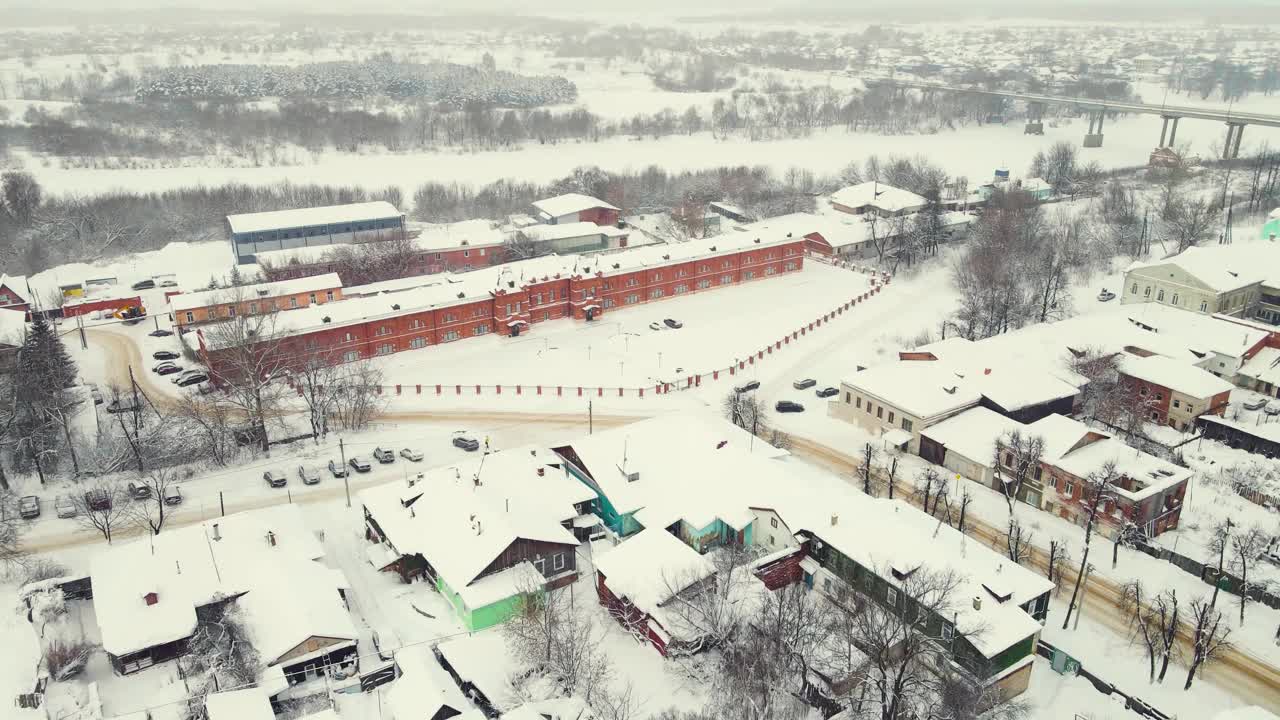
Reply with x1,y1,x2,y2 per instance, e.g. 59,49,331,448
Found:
409,218,508,251
1123,302,1269,360
1200,414,1280,445
89,505,350,659
1055,436,1192,502
1238,347,1280,387
205,689,274,720
842,361,982,420
359,446,586,594
521,221,627,243
0,274,30,304
920,407,1026,464
227,201,402,234
170,273,343,313
1120,354,1234,398
1211,708,1280,720
1125,244,1272,294
386,646,469,720
829,182,928,213
553,411,788,530
1025,413,1101,464
1021,177,1052,193
594,528,716,623
913,337,1083,412
531,193,617,219
709,201,747,218
0,308,26,346
437,630,521,712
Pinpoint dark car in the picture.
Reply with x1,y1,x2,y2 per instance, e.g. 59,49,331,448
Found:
775,400,805,413
348,457,372,473
19,495,40,519
297,465,321,485
148,329,174,337
153,350,180,361
664,318,683,329
163,485,183,506
816,387,839,398
734,380,761,393
176,373,208,387
328,459,348,478
131,279,156,291
126,481,152,500
263,470,287,488
792,378,817,390
372,447,396,464
85,489,112,511
452,436,480,452
155,365,182,376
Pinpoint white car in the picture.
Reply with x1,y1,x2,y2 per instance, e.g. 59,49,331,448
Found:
400,448,424,462
1265,401,1280,417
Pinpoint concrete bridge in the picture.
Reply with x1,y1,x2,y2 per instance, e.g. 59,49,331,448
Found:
862,76,1280,158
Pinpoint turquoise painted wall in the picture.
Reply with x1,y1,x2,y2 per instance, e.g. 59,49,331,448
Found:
437,575,526,631
1263,217,1280,240
563,461,643,537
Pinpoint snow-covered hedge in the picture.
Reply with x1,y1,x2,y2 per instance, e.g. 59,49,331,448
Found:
135,58,577,107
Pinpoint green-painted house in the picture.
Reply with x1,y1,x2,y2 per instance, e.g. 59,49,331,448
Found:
360,446,596,631
1263,208,1280,241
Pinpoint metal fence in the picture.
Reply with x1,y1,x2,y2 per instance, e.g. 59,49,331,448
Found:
1036,639,1171,720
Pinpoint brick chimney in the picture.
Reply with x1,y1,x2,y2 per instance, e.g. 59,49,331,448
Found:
144,592,159,606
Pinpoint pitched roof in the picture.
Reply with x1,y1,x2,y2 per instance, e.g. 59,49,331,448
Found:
226,201,401,234
170,273,343,312
842,361,982,420
829,182,928,213
1120,354,1235,398
1125,244,1272,294
593,528,716,621
205,689,275,720
531,193,617,218
0,274,30,304
0,308,26,347
920,406,1026,464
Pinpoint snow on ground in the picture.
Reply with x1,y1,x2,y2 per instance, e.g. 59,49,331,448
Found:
17,110,1277,203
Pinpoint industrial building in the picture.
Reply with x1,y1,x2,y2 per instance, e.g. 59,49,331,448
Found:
227,201,406,264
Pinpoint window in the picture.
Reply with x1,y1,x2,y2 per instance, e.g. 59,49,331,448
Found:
1034,466,1043,481
1064,480,1075,497
603,298,615,309
309,293,317,304
553,553,566,571
1157,288,1165,302
343,350,359,363
765,267,776,276
744,271,755,280
1155,392,1163,401
375,343,393,356
443,313,458,323
888,411,895,424
473,307,486,318
410,318,424,329
697,279,711,289
674,284,688,294
1130,283,1138,294
1150,410,1159,421
856,397,862,408
865,403,872,415
876,406,883,419
650,288,663,300
1004,452,1014,468
785,262,797,271
721,275,733,285
475,324,490,336
823,577,834,594
343,332,355,343
376,325,391,336
1200,300,1208,312
625,294,639,304
326,291,334,302
770,517,778,528
1173,399,1181,409
288,297,298,308
410,337,427,349
886,587,898,606
534,557,546,575
942,623,954,641
901,418,913,432
249,302,258,314
627,277,638,287
653,272,662,282
1171,293,1179,305
442,330,460,342
227,305,236,317
185,312,194,323
463,249,470,258
1144,286,1151,298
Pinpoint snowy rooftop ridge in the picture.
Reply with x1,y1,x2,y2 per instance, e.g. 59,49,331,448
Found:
1119,354,1235,398
829,182,928,213
531,193,617,219
226,201,402,235
1124,243,1277,294
521,221,628,243
0,273,30,304
170,272,343,313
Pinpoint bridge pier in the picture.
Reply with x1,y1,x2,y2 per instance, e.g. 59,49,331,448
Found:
1083,109,1104,148
1024,101,1044,135
1223,122,1245,159
1158,115,1181,148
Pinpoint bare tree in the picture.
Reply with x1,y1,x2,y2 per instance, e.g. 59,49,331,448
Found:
328,360,386,432
293,354,339,441
182,602,263,696
201,301,291,453
0,489,21,569
1004,518,1034,566
858,442,878,496
1111,520,1144,569
126,468,182,536
1153,590,1181,683
1163,195,1215,253
1046,539,1071,594
915,466,946,517
955,485,973,534
170,393,239,467
658,545,758,655
991,430,1045,514
1206,519,1233,610
505,584,613,706
1062,461,1119,630
1185,596,1232,690
70,481,129,543
1119,580,1161,682
1229,524,1268,624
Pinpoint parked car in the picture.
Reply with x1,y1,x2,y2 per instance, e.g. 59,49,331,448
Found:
1243,397,1268,411
163,485,183,506
84,489,112,511
664,318,683,329
734,380,761,393
263,470,287,488
148,329,174,337
176,373,208,388
400,448,424,462
173,369,204,383
792,378,817,390
88,384,104,405
371,629,395,661
297,465,321,485
55,495,77,518
106,399,139,414
155,364,182,376
126,481,152,500
153,350,180,361
372,447,396,464
649,322,663,331
452,435,480,452
131,279,156,290
1097,288,1117,302
328,459,348,478
159,279,178,288
775,400,805,413
1266,401,1280,417
816,387,839,398
348,457,372,473
19,495,40,519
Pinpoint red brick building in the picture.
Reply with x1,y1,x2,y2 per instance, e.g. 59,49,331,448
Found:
198,235,804,377
531,193,620,227
0,274,31,314
1117,354,1233,431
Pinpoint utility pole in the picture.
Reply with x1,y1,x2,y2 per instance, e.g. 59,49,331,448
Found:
219,491,225,517
128,365,142,436
340,438,351,508
76,314,87,350
589,401,593,435
1073,562,1093,631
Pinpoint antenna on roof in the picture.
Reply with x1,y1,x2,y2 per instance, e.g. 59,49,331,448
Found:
622,436,629,471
